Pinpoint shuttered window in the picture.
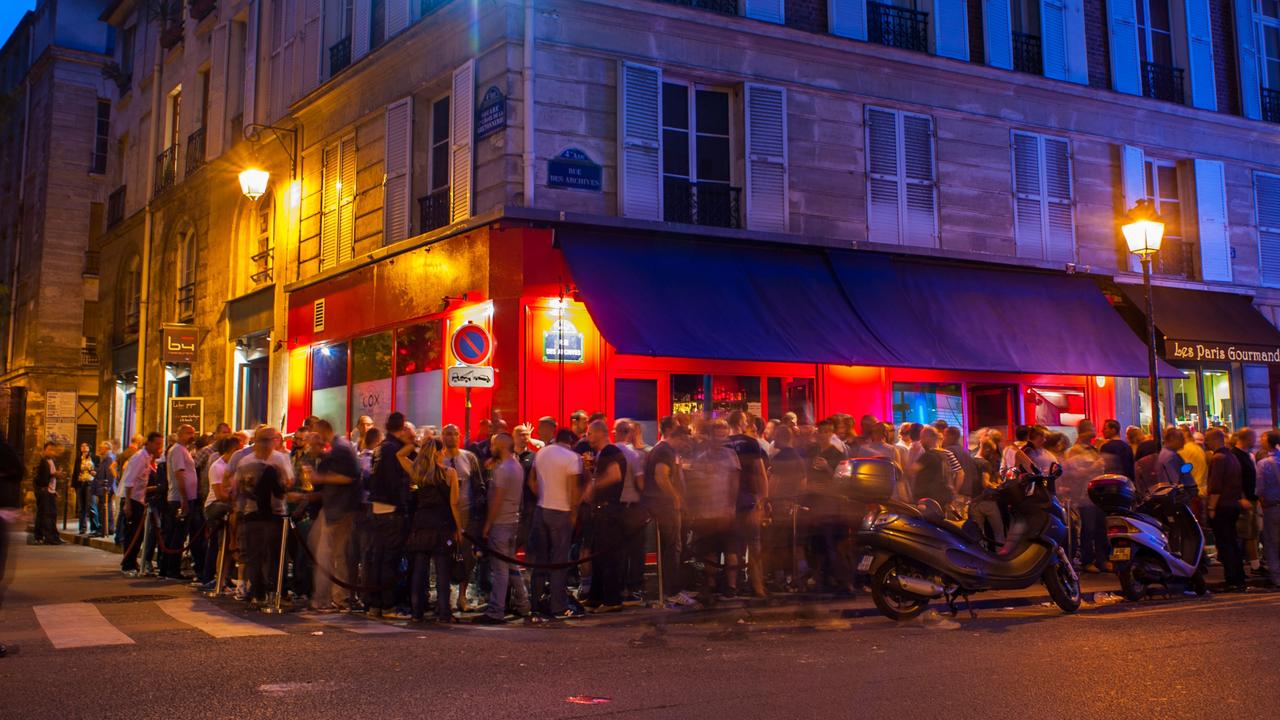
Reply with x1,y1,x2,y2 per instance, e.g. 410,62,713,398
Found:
618,62,663,221
1012,131,1074,262
320,135,357,271
1256,173,1280,287
383,97,412,246
450,60,474,224
743,0,784,23
865,106,937,247
744,84,788,232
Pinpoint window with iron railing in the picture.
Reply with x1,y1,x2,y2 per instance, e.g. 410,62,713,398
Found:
1264,88,1280,124
1012,32,1042,75
662,0,739,14
107,185,127,228
250,247,274,285
1141,61,1185,104
330,35,352,76
154,146,178,196
185,127,207,174
177,282,196,321
664,179,742,229
418,188,451,233
868,1,929,53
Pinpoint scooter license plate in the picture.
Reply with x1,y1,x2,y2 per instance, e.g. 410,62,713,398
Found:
1111,546,1131,561
857,555,874,573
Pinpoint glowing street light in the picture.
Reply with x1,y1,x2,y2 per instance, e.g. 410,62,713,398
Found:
1123,199,1165,444
239,167,270,201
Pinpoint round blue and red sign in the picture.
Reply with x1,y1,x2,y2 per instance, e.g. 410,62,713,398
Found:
451,323,493,366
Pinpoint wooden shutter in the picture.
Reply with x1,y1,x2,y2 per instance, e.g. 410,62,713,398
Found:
1236,0,1262,120
387,0,411,36
320,142,341,270
617,61,662,220
338,136,357,260
301,0,323,90
353,0,371,60
1106,0,1141,95
901,113,937,247
244,0,260,126
865,107,901,245
829,0,868,40
744,84,788,233
1062,0,1089,84
1256,173,1280,287
207,22,229,156
450,60,475,223
1040,0,1069,80
1193,159,1230,282
1043,136,1075,262
1183,0,1217,111
1121,145,1146,271
1012,132,1046,258
384,97,413,245
983,0,1013,70
743,0,784,23
933,0,970,61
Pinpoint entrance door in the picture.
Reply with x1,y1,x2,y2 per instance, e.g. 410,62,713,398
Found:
237,357,270,430
968,384,1016,445
614,378,659,444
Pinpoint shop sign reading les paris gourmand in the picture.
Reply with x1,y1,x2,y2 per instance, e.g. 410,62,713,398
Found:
1166,340,1280,365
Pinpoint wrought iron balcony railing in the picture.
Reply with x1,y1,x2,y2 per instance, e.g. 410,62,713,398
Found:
1012,32,1042,75
185,127,206,175
107,185,126,228
662,0,739,14
418,188,451,234
177,282,196,321
1142,61,1185,105
1153,237,1196,279
868,2,929,53
1263,87,1280,124
250,247,274,285
664,179,742,229
154,146,178,196
329,36,352,76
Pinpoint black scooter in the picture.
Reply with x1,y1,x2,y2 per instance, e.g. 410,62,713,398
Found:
854,463,1081,621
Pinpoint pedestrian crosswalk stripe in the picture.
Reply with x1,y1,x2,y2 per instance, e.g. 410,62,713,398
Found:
156,597,286,638
33,603,135,649
299,611,411,634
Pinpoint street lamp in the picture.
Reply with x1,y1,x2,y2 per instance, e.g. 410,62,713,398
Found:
1123,199,1165,445
239,168,270,201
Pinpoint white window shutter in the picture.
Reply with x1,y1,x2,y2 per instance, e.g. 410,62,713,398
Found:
983,0,1013,70
1043,137,1075,262
321,144,340,270
1040,0,1070,81
744,84,789,233
387,0,411,36
933,0,970,61
384,97,413,245
244,0,260,126
829,0,868,41
1106,0,1141,95
1192,159,1231,282
1257,174,1280,287
339,138,357,260
617,61,662,221
1062,0,1090,84
353,0,371,60
1121,145,1146,271
901,114,937,248
743,0,784,23
450,60,475,224
302,0,323,88
1182,0,1216,111
866,107,901,245
1235,0,1262,120
1012,132,1045,258
207,22,229,157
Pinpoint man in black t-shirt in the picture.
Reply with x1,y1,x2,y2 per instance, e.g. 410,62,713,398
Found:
1098,419,1136,480
585,420,627,611
306,420,362,611
913,427,955,506
644,419,691,605
725,411,768,597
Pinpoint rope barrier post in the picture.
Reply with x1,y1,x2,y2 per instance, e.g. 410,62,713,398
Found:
790,505,799,587
655,522,665,607
263,515,290,614
206,524,228,598
141,505,153,574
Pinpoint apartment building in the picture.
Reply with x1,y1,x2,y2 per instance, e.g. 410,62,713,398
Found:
92,0,1280,445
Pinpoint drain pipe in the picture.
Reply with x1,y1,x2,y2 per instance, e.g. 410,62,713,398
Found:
136,25,165,433
522,0,535,207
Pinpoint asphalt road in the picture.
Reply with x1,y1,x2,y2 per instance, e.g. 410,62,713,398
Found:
3,535,1279,720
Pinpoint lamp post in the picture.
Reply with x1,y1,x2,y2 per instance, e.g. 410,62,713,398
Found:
1122,199,1166,446
239,123,298,201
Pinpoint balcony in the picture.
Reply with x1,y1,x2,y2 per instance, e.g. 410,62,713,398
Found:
189,0,216,21
185,127,207,175
81,346,100,368
107,185,126,228
664,179,742,229
1153,237,1196,279
418,188,451,233
1141,61,1185,105
154,147,178,196
250,247,274,285
177,282,196,322
662,0,739,14
1012,32,1042,75
868,2,929,53
1263,87,1280,124
329,36,352,76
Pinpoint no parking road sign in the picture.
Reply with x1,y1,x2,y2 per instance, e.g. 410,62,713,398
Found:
451,323,493,366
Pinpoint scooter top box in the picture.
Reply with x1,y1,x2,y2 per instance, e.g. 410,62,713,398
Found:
835,457,899,502
1087,474,1135,512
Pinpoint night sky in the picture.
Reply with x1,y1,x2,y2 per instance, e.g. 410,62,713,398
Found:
1,2,37,46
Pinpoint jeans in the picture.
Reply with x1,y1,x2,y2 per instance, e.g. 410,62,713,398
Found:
649,504,683,598
114,497,127,545
367,512,405,610
1211,506,1245,587
119,499,146,571
161,499,205,578
202,502,231,584
410,545,453,620
588,504,625,607
529,507,573,615
622,503,648,595
1261,504,1280,587
242,517,283,601
485,522,531,619
80,489,102,535
34,491,59,542
311,513,356,609
1078,505,1107,567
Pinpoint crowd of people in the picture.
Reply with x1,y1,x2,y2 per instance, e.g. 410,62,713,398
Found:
21,409,1280,626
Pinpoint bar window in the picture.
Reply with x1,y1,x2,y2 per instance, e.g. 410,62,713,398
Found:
394,322,444,429
311,343,350,436
892,382,963,428
350,332,393,432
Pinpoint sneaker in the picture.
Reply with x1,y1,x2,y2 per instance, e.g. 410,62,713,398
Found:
622,592,645,606
472,614,506,625
558,607,586,619
383,610,412,621
670,591,699,607
588,603,624,614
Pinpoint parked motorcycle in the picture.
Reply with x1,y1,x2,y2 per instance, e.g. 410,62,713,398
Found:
1088,471,1208,601
848,458,1081,621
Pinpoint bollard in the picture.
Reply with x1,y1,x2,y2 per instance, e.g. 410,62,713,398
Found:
205,526,228,598
262,515,290,614
655,523,665,607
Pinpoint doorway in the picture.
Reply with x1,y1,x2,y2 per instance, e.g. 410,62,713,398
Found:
968,384,1017,445
615,378,659,444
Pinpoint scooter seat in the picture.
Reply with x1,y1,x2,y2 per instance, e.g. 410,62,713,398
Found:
940,518,985,545
1120,509,1164,530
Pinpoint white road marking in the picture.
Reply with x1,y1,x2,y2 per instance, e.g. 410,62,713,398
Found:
299,611,410,634
33,603,135,649
155,597,286,638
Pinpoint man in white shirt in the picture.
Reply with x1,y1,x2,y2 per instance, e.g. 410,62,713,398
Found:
120,433,163,575
199,435,244,588
528,428,583,618
161,425,201,579
614,419,648,601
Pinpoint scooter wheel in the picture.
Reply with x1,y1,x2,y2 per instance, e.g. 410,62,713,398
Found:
1116,563,1145,602
871,559,930,622
1189,568,1208,597
1044,559,1082,613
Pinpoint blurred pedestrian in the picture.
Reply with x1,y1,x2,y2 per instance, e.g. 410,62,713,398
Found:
32,442,63,545
1205,428,1246,592
476,433,531,624
529,428,584,619
307,420,363,612
399,436,462,623
1255,431,1280,589
0,431,26,658
120,434,163,574
1099,419,1135,480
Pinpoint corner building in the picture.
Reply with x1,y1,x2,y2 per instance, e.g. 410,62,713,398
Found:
93,0,1280,444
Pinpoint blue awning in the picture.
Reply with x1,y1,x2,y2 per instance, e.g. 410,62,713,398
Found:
825,251,1181,378
556,232,902,366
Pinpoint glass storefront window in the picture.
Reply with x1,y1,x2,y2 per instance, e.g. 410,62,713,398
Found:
1167,370,1202,429
312,343,349,436
350,332,393,433
394,322,444,429
672,374,706,417
767,377,815,424
892,382,963,428
1202,369,1232,428
670,374,763,418
1026,386,1087,441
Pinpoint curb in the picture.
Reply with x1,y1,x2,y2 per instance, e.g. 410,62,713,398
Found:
57,529,124,554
